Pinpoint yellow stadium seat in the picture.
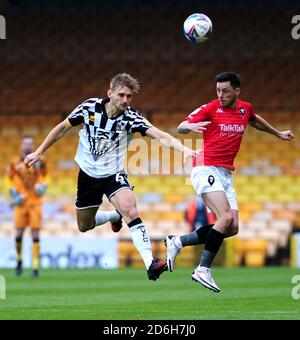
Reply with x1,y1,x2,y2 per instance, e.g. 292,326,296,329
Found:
162,211,184,222
176,246,197,268
242,202,262,214
244,239,267,267
164,194,184,204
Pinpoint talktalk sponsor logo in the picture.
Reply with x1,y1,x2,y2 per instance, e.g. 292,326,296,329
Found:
219,124,245,132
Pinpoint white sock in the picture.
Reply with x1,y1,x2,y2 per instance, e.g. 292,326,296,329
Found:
129,222,153,269
174,237,183,249
95,210,120,226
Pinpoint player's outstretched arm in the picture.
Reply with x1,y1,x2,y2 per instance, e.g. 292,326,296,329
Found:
177,121,211,134
145,126,196,162
249,114,294,141
24,118,73,167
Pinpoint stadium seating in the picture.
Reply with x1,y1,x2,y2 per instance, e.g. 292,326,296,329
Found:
1,5,299,267
1,126,299,268
244,239,267,267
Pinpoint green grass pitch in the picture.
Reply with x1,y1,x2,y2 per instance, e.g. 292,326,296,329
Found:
0,267,299,320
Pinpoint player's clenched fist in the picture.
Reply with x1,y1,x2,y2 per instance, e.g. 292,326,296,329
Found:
24,152,41,167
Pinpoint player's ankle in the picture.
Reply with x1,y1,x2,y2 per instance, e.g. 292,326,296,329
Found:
110,210,122,223
174,237,183,248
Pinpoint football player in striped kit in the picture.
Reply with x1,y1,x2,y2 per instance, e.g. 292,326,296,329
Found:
25,73,202,281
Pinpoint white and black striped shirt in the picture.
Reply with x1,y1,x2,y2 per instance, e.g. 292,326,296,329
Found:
68,97,152,178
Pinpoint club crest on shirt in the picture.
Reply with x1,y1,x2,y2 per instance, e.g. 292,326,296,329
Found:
240,108,246,116
115,121,127,131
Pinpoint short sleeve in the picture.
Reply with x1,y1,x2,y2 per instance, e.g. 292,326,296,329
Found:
68,102,85,126
131,113,153,136
248,104,256,121
185,104,210,123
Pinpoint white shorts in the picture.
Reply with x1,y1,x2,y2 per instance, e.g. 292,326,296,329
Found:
191,166,238,211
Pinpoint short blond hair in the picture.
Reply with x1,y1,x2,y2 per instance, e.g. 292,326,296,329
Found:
110,73,140,93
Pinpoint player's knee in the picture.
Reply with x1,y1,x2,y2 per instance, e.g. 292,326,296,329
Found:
16,229,24,238
78,225,89,233
221,211,234,230
227,223,239,237
77,221,93,233
120,206,138,221
15,236,22,243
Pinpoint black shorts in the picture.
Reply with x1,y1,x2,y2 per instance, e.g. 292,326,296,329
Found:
75,169,132,209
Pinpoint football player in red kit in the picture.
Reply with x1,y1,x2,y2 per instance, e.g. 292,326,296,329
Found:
165,72,294,292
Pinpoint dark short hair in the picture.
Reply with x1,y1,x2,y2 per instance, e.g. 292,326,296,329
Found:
215,72,240,88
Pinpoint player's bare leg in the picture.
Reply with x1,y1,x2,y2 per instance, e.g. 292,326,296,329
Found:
15,228,25,276
110,188,167,280
31,228,40,278
76,206,121,233
227,209,239,236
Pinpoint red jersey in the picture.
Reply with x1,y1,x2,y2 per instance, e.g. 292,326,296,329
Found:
185,99,256,170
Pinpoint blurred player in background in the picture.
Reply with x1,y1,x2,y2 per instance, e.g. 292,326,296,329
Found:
24,73,197,281
185,196,210,232
165,72,294,292
6,136,47,278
